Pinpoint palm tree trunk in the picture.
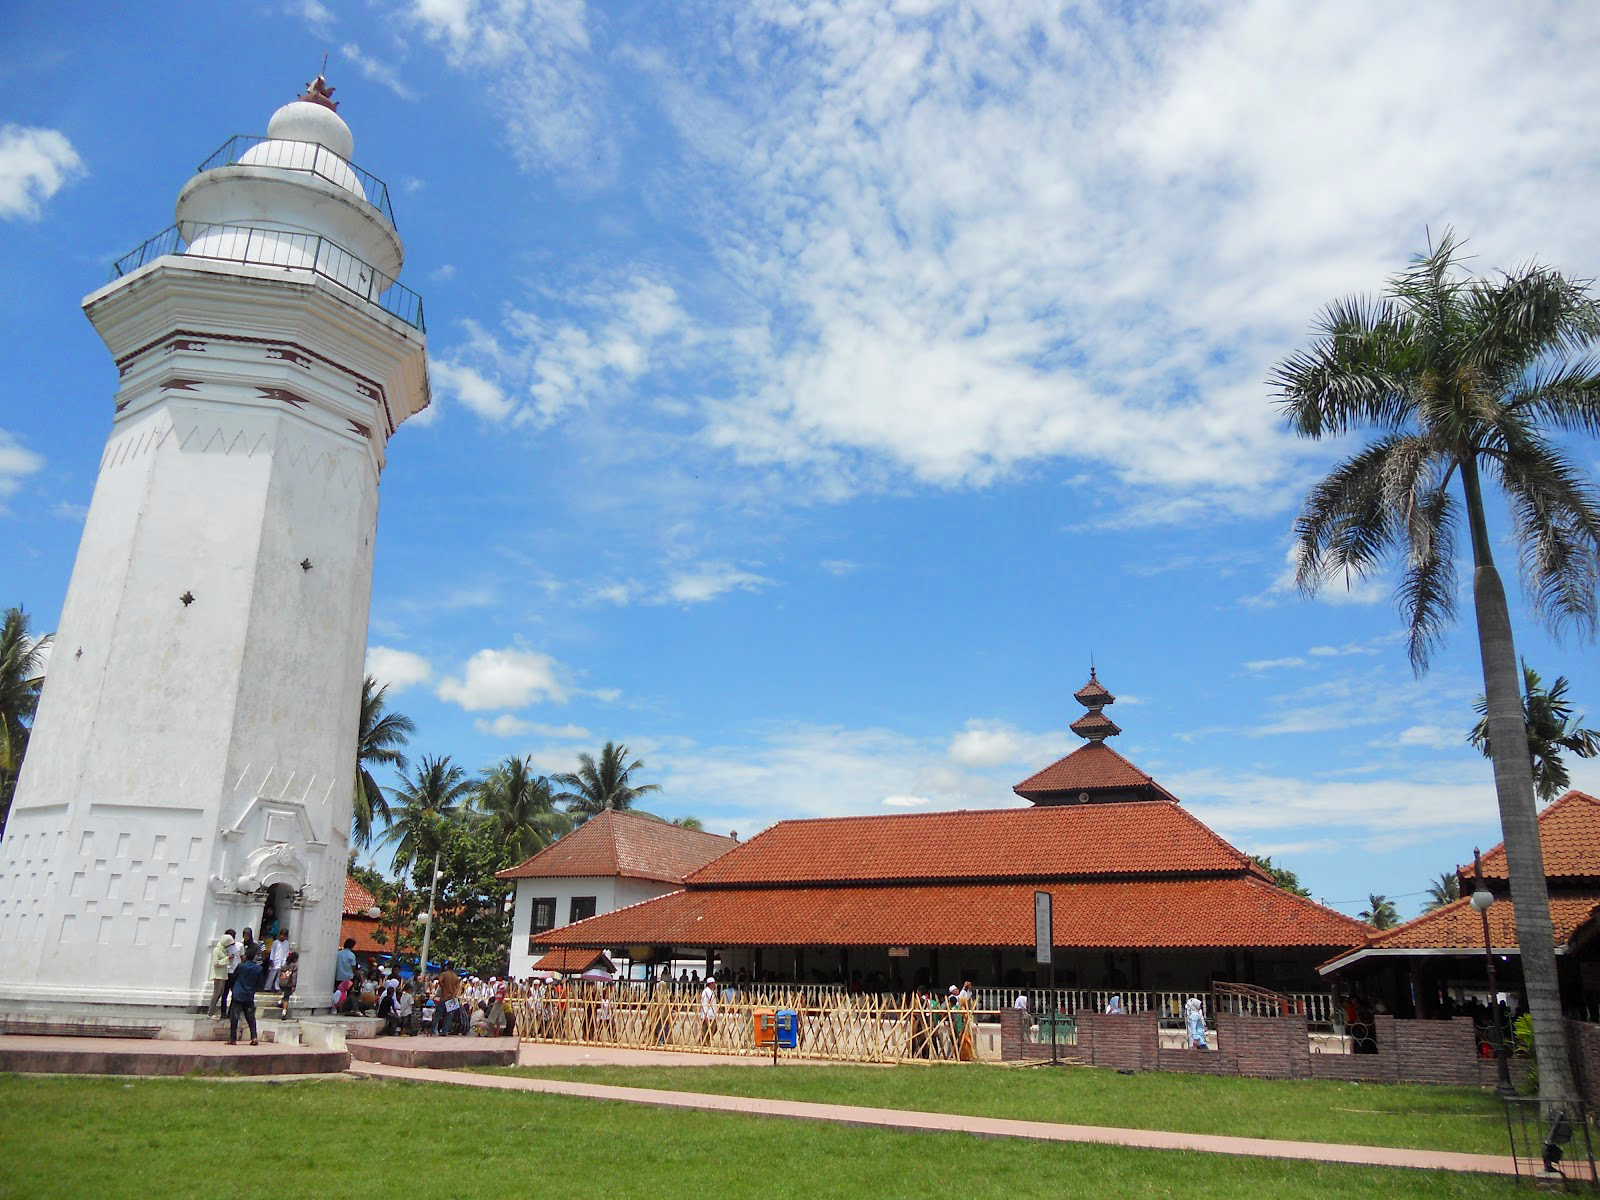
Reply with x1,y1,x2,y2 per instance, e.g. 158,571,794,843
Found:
1462,457,1577,1106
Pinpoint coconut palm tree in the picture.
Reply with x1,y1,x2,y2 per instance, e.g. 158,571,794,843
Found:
1359,894,1400,930
671,816,705,831
1274,230,1600,1104
474,755,571,863
552,741,661,820
0,607,51,838
1423,872,1461,912
378,754,474,872
352,675,414,850
1469,663,1600,802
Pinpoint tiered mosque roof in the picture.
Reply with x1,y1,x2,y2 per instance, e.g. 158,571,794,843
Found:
535,672,1369,958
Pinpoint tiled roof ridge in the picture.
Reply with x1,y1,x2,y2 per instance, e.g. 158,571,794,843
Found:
497,808,736,881
688,867,1263,891
1238,873,1373,935
683,799,1257,887
1455,788,1600,879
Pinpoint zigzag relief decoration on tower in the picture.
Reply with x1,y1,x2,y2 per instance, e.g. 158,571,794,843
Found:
115,331,396,436
257,386,309,408
100,419,175,470
265,347,313,369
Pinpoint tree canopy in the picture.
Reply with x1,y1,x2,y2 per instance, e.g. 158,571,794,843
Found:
552,741,662,819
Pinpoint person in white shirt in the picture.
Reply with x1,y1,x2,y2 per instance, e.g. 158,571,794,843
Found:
1012,993,1029,1011
265,930,290,991
700,977,717,1046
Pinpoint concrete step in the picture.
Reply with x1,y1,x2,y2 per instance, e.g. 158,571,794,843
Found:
348,1036,519,1069
0,1034,349,1077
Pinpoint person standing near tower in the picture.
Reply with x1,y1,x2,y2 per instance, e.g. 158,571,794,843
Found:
229,947,265,1046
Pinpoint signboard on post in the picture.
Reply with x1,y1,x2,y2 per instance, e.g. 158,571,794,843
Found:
1034,890,1052,964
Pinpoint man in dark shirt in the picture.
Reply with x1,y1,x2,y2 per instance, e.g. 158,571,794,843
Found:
229,946,266,1046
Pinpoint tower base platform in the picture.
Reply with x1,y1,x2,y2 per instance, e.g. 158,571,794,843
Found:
0,1034,349,1077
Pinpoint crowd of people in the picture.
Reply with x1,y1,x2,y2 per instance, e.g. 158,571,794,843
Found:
206,926,299,1045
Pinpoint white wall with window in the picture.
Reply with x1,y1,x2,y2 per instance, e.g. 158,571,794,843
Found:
508,875,674,979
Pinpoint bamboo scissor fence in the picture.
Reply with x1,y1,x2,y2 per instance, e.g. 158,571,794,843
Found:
505,982,992,1064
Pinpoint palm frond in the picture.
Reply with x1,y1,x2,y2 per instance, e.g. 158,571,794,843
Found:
1397,474,1459,673
1504,354,1600,438
1292,436,1432,597
1272,295,1417,437
1488,433,1600,636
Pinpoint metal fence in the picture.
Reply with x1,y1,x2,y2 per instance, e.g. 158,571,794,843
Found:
110,222,424,331
507,982,995,1064
197,134,395,226
975,987,1337,1025
1503,1097,1597,1189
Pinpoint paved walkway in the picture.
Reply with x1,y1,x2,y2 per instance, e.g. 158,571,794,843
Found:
346,1059,1520,1177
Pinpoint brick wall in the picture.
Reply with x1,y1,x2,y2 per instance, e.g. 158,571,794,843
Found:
1569,1020,1600,1110
997,1006,1528,1095
1076,1012,1157,1071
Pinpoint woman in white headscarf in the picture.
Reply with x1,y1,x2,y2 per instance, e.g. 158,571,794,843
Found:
1104,995,1125,1015
1184,996,1209,1049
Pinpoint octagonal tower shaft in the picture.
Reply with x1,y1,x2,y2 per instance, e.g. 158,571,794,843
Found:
0,81,429,1011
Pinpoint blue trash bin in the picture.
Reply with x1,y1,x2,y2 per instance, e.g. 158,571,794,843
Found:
775,1008,799,1049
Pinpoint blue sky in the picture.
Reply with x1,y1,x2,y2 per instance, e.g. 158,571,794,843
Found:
5,0,1600,920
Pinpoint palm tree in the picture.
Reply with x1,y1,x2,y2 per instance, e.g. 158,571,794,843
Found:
0,607,51,838
552,741,661,820
1423,872,1461,912
671,816,705,831
1470,663,1600,802
1274,230,1600,1105
1359,894,1400,930
378,754,474,873
352,675,414,850
474,755,571,863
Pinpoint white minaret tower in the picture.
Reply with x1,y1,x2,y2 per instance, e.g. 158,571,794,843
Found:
0,76,428,1013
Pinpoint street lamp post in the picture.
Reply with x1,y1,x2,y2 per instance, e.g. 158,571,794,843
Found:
1471,847,1515,1097
417,850,443,980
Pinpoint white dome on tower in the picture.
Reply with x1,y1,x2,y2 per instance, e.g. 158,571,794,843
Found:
265,97,354,161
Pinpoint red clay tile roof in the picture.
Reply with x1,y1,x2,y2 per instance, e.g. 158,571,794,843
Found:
1321,890,1600,972
1070,710,1122,738
1074,672,1114,705
686,803,1252,887
497,809,737,884
1012,741,1181,803
535,876,1370,951
339,915,388,955
530,948,615,974
343,878,379,916
1463,790,1600,883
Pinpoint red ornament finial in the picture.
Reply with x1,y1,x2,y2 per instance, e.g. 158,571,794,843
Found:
299,73,338,111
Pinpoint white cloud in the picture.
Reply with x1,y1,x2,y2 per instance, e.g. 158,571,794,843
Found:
436,646,568,711
0,125,83,220
882,794,931,808
408,0,611,180
289,0,334,32
1173,764,1499,848
365,645,433,693
1246,543,1388,609
820,559,859,576
342,43,419,102
1243,657,1309,674
413,5,1600,526
0,430,44,503
661,564,768,605
650,723,1020,835
1396,724,1466,751
947,720,1071,769
430,359,514,421
475,715,592,739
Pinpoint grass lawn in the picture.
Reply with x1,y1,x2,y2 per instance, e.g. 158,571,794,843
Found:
482,1062,1512,1156
0,1074,1523,1200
